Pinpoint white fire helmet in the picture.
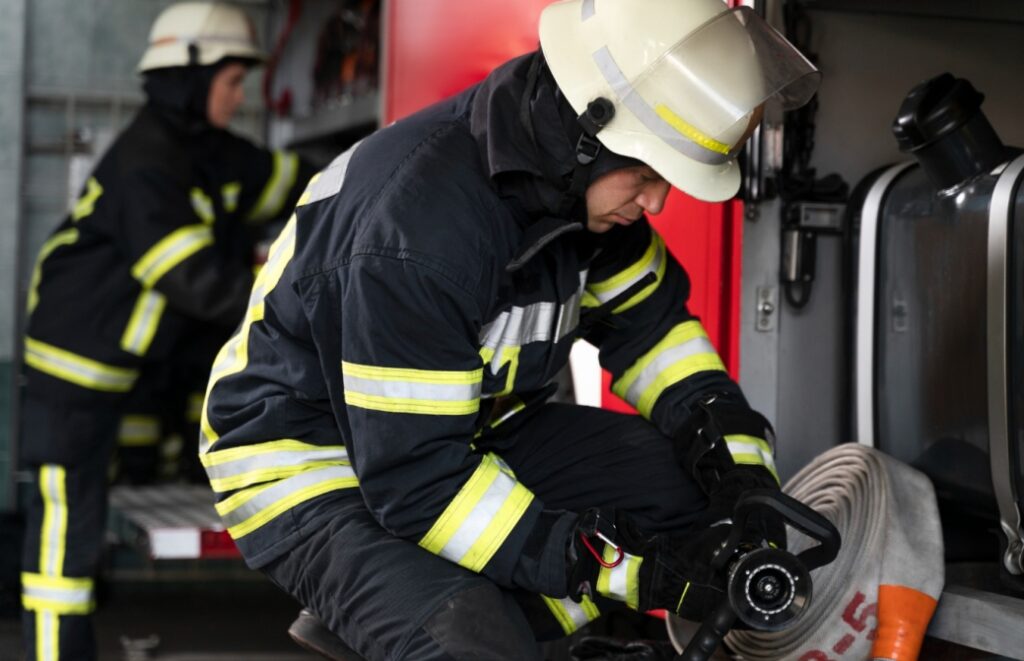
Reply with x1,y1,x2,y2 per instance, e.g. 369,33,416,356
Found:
137,2,265,73
540,0,821,202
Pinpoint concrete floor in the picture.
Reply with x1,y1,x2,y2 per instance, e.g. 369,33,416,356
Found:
0,578,1012,660
0,578,317,661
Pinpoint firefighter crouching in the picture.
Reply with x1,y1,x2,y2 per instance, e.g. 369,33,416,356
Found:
200,0,821,658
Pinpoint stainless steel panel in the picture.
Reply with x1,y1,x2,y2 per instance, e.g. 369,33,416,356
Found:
875,165,996,510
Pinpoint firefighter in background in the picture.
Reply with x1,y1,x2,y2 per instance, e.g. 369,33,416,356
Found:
201,0,822,658
18,2,314,658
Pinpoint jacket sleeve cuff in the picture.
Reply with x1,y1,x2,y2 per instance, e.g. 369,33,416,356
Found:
507,508,578,597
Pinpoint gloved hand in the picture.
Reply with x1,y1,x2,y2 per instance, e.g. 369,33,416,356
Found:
565,509,731,623
676,393,787,550
696,469,786,550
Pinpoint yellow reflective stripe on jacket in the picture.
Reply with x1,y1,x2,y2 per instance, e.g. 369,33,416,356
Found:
71,176,103,222
247,150,299,222
221,181,242,213
585,233,666,314
542,594,600,635
21,572,95,616
25,337,139,393
118,415,161,447
202,440,352,493
120,288,167,357
419,452,535,573
190,187,215,224
342,362,483,416
725,434,780,484
131,224,214,288
612,321,726,417
27,228,79,314
596,545,643,610
202,217,296,453
215,465,359,539
479,274,585,396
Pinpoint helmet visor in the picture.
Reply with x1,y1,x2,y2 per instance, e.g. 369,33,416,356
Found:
598,7,820,162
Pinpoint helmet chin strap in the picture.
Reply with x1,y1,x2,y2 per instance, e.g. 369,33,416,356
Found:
560,97,615,217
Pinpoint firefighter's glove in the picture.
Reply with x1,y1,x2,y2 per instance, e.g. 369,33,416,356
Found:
697,468,787,551
565,509,730,623
637,524,731,622
678,394,787,549
566,508,644,602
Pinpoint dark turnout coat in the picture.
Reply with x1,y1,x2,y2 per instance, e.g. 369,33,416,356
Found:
201,52,759,597
24,104,311,403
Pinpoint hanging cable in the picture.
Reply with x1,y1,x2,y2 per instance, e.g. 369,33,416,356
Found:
776,2,848,312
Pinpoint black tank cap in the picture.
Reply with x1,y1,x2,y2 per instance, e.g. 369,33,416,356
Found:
891,72,1007,191
892,73,983,152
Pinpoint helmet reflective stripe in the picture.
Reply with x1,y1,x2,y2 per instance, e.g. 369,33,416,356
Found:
591,47,731,166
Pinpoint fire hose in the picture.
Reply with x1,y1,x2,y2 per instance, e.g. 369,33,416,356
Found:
668,443,944,660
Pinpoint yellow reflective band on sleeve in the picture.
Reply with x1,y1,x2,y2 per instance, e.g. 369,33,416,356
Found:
216,465,359,539
27,228,79,314
612,321,726,418
342,362,482,416
201,217,296,453
202,440,352,493
542,594,601,635
248,150,299,222
120,288,167,356
25,337,139,392
654,104,732,156
596,544,643,610
725,434,780,484
586,233,667,314
21,573,95,616
131,224,214,288
72,177,104,222
118,415,161,447
419,453,535,573
190,187,215,224
221,181,242,213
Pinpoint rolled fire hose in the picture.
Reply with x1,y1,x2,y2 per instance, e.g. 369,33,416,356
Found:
671,443,944,660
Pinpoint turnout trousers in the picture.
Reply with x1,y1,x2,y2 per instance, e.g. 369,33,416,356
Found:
263,403,709,661
20,395,122,661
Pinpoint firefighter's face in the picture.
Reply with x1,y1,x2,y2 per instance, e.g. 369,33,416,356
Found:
207,62,248,128
585,165,671,233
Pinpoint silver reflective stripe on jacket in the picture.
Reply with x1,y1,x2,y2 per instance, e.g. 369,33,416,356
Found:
216,465,359,539
203,441,352,492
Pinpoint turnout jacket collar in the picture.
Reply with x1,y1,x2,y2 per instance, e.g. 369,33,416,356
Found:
469,52,646,270
470,53,587,269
